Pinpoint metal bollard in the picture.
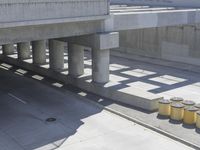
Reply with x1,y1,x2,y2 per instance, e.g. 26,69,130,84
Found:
194,104,200,110
196,111,200,129
183,106,198,125
170,97,184,103
182,100,195,106
170,103,184,121
158,99,171,116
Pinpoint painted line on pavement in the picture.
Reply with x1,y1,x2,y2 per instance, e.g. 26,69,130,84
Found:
8,93,27,104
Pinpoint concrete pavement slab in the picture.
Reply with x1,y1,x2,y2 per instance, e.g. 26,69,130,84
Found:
0,65,195,150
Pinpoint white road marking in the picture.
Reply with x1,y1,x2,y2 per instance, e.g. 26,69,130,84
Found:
8,93,27,104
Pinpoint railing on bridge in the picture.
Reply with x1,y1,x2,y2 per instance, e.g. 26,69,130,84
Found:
0,0,109,24
111,0,200,8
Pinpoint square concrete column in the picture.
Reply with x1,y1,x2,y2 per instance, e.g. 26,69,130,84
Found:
2,44,14,55
32,40,46,65
17,42,31,60
49,39,65,72
68,44,84,77
92,48,110,83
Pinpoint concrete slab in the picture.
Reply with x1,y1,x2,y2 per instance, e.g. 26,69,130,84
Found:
0,51,163,111
58,125,193,150
87,94,200,149
0,67,194,150
3,49,200,111
0,1,109,45
79,52,200,110
0,0,109,29
106,5,200,32
108,54,200,104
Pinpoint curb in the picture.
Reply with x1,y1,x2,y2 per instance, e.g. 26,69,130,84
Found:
104,106,200,150
82,97,200,150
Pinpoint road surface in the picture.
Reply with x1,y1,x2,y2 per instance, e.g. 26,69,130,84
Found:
0,63,194,150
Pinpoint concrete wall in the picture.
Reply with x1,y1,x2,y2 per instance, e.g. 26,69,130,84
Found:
113,24,200,66
0,0,109,24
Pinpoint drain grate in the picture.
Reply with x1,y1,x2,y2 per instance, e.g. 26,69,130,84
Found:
46,117,56,122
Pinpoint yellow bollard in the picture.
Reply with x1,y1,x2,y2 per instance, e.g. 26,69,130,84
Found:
194,104,200,110
182,100,195,106
158,99,171,116
183,106,198,125
196,111,200,129
170,97,184,103
170,103,184,121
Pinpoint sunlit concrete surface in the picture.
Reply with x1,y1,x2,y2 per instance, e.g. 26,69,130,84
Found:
82,52,200,104
2,47,200,110
106,5,200,32
0,48,161,110
1,2,200,111
0,64,194,150
111,0,200,8
0,0,109,45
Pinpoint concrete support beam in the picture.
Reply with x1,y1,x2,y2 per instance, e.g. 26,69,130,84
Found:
92,48,110,83
17,42,31,60
49,39,65,72
65,32,119,50
68,44,84,77
2,44,14,55
32,40,46,65
65,32,119,83
0,0,109,26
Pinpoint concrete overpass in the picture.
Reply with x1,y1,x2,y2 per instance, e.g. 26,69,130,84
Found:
1,0,200,111
2,1,200,44
0,0,119,84
106,5,200,31
0,0,110,45
111,0,200,8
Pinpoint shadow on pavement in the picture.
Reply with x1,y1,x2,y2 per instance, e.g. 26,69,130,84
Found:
0,64,103,150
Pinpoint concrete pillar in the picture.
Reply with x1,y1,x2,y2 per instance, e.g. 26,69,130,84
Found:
92,48,110,83
49,39,64,71
68,44,84,77
32,40,46,65
2,44,14,55
17,42,31,60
